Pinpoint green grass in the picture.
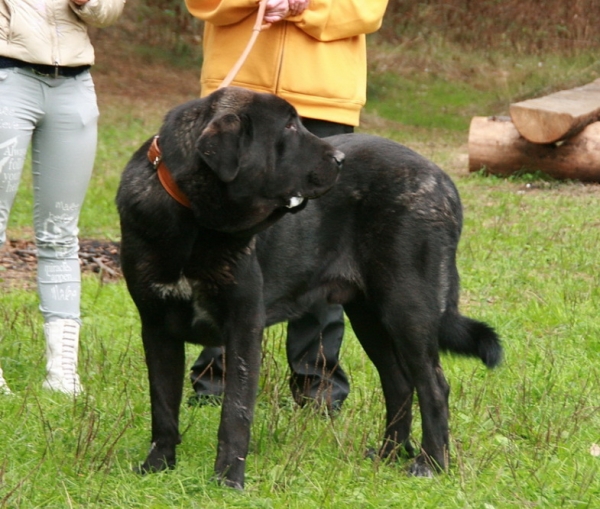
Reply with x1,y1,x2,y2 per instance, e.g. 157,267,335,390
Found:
368,72,489,131
1,38,600,507
366,38,600,133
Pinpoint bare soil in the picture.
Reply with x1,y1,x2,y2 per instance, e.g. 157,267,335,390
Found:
0,239,121,290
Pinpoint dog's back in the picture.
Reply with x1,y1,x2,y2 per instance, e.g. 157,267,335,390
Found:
259,133,500,367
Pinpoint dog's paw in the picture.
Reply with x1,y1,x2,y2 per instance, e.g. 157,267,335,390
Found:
365,438,416,463
213,456,247,490
133,459,176,475
134,442,176,474
407,461,435,478
211,473,244,491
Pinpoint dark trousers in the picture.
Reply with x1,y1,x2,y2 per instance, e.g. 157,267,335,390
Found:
190,118,353,410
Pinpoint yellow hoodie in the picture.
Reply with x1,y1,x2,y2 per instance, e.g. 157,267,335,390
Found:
185,0,389,126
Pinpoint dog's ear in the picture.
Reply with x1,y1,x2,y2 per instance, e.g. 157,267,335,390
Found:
197,113,241,183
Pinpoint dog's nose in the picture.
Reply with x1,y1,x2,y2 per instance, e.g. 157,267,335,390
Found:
333,150,345,167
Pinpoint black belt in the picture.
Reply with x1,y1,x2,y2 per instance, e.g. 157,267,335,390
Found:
0,56,90,78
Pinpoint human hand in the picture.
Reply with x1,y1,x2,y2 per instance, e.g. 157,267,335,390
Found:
263,0,309,25
263,0,288,24
288,0,310,17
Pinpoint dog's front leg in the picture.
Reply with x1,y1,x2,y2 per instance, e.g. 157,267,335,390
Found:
213,262,265,490
138,313,186,473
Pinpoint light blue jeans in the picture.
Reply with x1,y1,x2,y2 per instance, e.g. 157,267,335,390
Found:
0,67,99,322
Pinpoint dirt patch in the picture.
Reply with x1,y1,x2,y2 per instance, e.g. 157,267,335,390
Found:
0,240,121,290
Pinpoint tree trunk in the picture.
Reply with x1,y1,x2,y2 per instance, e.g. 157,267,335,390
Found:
509,79,600,144
468,116,600,182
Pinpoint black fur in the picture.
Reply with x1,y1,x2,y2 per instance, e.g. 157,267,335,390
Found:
116,87,502,489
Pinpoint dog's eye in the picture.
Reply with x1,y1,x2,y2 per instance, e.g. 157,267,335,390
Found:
285,122,297,131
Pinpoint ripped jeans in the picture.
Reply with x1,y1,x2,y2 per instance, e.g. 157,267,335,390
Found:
0,67,98,322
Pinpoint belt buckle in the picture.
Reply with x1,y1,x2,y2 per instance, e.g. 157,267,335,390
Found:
29,65,61,78
30,67,49,78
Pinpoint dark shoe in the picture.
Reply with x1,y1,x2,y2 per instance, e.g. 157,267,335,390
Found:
187,393,223,407
291,377,345,416
294,394,343,417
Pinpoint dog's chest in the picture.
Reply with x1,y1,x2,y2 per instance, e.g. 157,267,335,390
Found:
151,277,194,301
151,276,219,330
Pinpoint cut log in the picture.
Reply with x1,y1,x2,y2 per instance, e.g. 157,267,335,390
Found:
509,79,600,144
468,116,600,182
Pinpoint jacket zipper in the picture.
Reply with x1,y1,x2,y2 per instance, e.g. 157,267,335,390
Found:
49,0,60,73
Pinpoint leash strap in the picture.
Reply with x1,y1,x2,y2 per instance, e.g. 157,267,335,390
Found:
219,0,268,89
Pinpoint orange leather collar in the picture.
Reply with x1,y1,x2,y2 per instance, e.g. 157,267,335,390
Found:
148,136,192,208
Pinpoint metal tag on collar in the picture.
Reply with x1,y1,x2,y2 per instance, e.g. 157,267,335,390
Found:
150,136,162,169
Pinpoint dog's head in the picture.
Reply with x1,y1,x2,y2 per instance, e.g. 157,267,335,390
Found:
157,87,344,234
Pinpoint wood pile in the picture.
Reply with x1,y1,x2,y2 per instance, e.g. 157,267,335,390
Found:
468,79,600,182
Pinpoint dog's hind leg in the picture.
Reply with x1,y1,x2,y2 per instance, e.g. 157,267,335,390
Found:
380,294,451,478
344,300,417,461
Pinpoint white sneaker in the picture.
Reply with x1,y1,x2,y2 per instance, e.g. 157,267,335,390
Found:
42,319,84,395
0,367,12,395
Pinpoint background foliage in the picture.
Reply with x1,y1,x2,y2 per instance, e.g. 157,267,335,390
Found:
381,0,599,53
123,0,600,55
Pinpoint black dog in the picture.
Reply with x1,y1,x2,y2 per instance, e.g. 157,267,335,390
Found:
117,87,502,489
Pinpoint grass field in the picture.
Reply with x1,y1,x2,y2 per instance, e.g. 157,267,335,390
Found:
0,30,599,508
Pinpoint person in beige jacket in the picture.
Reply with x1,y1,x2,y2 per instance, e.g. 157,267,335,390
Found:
0,0,125,396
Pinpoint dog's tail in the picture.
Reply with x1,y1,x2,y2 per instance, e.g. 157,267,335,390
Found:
438,311,503,368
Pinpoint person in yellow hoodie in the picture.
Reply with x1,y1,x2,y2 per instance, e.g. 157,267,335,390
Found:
185,0,389,412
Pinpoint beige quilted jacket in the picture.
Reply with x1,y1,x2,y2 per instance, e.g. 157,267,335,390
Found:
0,0,125,66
